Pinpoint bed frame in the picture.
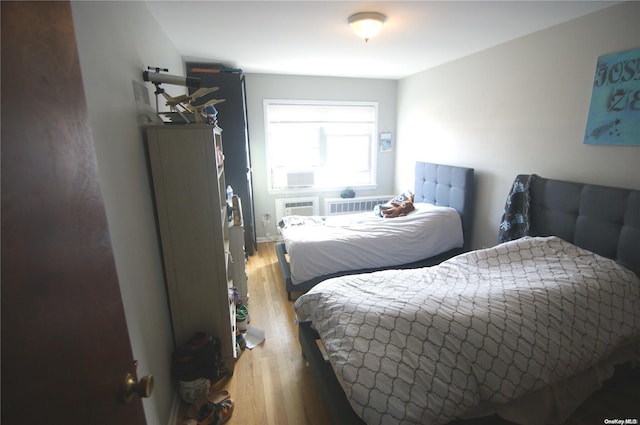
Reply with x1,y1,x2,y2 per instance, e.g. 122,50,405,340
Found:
276,161,476,300
299,174,640,425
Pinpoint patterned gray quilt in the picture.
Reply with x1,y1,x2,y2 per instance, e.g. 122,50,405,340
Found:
294,237,640,425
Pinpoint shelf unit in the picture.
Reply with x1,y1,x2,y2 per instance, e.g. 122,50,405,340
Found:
145,124,241,373
229,208,248,305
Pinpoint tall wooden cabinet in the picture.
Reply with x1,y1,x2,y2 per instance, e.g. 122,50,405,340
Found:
186,66,257,255
145,124,241,374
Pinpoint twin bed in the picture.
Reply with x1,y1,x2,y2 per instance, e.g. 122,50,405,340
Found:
292,173,640,425
276,162,475,300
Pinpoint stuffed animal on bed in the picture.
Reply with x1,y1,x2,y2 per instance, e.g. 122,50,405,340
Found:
374,190,415,217
382,195,415,218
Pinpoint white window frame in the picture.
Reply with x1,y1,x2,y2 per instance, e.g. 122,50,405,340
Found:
264,99,378,194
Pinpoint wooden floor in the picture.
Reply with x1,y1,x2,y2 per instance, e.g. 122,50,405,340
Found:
177,242,330,425
177,242,640,425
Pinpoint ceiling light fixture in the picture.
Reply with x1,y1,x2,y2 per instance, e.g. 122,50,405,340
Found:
348,12,386,42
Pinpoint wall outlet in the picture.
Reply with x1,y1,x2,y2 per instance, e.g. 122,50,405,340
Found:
262,213,271,224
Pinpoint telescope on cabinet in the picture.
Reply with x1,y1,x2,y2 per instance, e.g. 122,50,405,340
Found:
142,66,224,124
143,67,202,89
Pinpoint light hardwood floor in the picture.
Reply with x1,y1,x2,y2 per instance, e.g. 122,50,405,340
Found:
178,242,330,425
178,242,639,425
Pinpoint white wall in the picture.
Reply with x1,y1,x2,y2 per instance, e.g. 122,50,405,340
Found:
396,1,640,250
71,2,183,424
244,73,397,239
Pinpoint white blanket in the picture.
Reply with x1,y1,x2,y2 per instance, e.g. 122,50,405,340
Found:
294,237,640,425
280,203,463,285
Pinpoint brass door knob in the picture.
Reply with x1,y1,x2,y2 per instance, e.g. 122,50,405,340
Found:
122,373,154,403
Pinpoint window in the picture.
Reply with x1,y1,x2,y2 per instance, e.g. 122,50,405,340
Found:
264,100,377,191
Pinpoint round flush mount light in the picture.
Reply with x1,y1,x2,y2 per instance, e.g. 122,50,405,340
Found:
348,12,387,42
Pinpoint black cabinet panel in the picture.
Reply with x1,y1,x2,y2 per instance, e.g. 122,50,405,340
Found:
187,66,257,255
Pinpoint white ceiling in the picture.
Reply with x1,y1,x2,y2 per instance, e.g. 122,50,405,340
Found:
145,1,619,80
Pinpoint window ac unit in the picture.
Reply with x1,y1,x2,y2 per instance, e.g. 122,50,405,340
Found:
275,197,319,224
286,171,314,188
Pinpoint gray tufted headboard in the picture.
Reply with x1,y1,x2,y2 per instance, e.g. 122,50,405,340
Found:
414,162,475,251
525,175,640,277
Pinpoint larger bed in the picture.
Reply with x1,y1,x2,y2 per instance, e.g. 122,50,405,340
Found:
277,162,475,300
294,174,640,425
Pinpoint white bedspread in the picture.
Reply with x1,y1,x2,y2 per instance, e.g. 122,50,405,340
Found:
280,203,463,285
294,237,640,425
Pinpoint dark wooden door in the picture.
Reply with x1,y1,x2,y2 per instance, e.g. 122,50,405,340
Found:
1,2,147,424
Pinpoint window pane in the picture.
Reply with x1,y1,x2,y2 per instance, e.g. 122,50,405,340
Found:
269,104,375,123
269,123,319,167
265,100,377,190
325,135,370,171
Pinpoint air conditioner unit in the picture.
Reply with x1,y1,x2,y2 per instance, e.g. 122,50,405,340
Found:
275,196,319,223
286,171,314,188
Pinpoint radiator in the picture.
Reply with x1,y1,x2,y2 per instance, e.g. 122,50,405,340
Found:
275,196,319,223
324,195,393,216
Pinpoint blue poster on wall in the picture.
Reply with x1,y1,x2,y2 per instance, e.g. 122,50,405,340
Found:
584,47,640,145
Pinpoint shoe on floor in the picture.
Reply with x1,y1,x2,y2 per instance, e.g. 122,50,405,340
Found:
197,398,235,425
